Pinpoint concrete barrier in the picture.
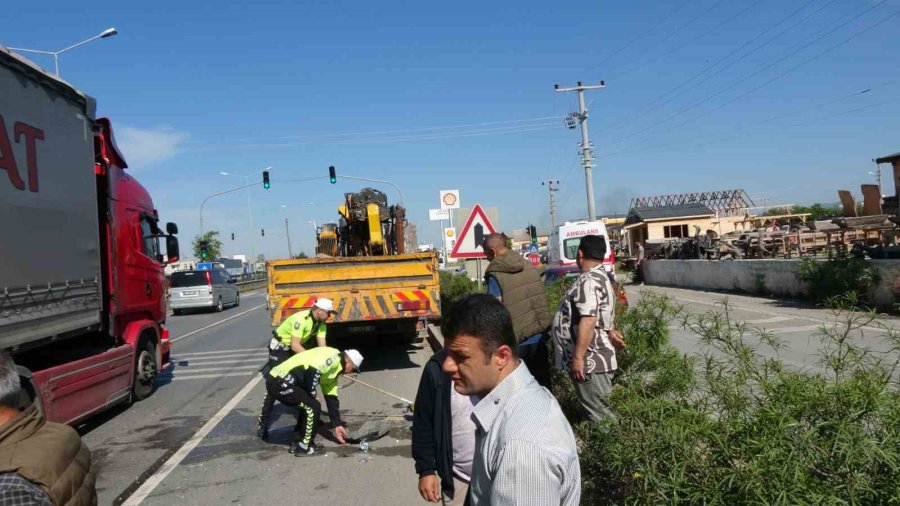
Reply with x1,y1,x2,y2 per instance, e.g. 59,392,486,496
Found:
643,259,900,310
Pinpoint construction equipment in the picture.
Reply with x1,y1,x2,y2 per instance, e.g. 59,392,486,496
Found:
269,187,439,339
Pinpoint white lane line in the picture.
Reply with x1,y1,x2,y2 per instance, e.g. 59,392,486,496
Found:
767,324,823,334
171,371,258,382
171,364,262,375
744,316,794,324
171,305,266,343
172,357,266,366
175,347,265,356
121,374,262,505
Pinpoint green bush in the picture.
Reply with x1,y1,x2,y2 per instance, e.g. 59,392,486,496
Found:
797,255,880,306
439,270,482,316
569,295,900,505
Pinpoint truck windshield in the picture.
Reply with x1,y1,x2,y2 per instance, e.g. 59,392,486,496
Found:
563,236,607,260
169,271,208,288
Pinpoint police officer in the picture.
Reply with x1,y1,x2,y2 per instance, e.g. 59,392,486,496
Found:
257,298,335,440
265,346,364,457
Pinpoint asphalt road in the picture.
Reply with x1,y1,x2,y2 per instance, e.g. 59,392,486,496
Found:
625,285,900,372
79,285,900,505
79,290,432,506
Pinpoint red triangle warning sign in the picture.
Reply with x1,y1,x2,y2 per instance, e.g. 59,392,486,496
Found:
450,204,497,259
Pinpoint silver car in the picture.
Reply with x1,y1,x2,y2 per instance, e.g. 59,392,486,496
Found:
168,269,240,315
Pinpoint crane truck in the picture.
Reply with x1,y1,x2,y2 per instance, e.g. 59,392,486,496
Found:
267,188,440,338
1,46,179,424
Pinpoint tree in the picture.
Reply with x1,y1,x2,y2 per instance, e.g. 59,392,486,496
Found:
764,203,842,221
192,231,223,260
294,252,309,259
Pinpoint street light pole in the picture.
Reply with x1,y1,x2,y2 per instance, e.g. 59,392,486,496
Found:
10,27,117,77
221,167,270,266
285,217,293,258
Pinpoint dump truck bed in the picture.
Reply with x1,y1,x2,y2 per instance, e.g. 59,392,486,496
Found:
267,253,441,333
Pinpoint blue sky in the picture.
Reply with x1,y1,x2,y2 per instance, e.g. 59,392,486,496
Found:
4,0,899,259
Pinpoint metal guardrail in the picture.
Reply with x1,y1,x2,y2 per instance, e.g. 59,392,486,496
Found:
235,276,267,291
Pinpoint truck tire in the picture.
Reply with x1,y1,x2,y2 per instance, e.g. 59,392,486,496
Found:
132,341,158,401
173,309,184,316
215,297,224,312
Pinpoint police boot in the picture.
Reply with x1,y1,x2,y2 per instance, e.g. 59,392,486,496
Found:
256,418,270,442
290,442,325,457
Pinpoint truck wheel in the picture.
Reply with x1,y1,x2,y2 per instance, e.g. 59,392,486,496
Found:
215,297,224,312
133,342,158,401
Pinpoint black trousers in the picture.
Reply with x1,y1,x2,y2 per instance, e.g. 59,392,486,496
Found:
258,349,292,426
519,335,552,388
265,377,322,447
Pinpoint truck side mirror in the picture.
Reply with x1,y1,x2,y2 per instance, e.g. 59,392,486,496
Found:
166,222,179,235
166,236,180,264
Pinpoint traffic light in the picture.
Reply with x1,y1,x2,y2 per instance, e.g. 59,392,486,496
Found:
261,228,265,237
231,233,235,240
528,225,537,244
199,240,209,260
262,170,270,189
328,166,336,184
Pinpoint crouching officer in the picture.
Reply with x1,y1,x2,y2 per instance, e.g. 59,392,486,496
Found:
257,298,335,440
265,347,364,457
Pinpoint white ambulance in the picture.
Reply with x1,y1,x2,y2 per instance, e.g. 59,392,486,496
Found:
552,220,615,268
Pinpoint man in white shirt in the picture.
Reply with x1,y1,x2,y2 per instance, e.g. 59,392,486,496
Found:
441,294,581,506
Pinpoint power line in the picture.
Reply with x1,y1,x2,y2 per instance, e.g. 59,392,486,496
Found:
189,120,563,151
602,80,899,158
663,4,900,133
597,0,827,134
609,0,764,82
602,0,731,78
187,115,565,147
585,0,697,75
602,0,890,151
326,123,561,146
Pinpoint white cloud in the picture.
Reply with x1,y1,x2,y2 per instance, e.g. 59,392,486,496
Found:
116,126,190,168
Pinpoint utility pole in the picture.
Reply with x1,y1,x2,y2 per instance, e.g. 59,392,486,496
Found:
285,217,293,258
542,180,560,228
555,81,605,221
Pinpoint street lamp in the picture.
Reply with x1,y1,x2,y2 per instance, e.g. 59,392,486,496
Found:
220,166,272,265
10,27,118,77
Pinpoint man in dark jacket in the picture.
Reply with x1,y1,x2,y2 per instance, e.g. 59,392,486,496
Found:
482,233,553,387
0,353,96,506
412,349,477,505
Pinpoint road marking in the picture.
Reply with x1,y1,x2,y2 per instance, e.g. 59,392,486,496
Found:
744,316,794,324
120,374,262,505
767,324,823,334
171,304,266,343
171,371,258,382
172,357,266,366
175,347,265,357
647,290,890,333
170,364,262,375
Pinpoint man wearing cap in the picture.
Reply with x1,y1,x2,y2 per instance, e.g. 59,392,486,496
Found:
265,346,364,456
257,298,336,440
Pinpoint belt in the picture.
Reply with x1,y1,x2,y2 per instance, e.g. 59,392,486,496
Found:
268,337,290,351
